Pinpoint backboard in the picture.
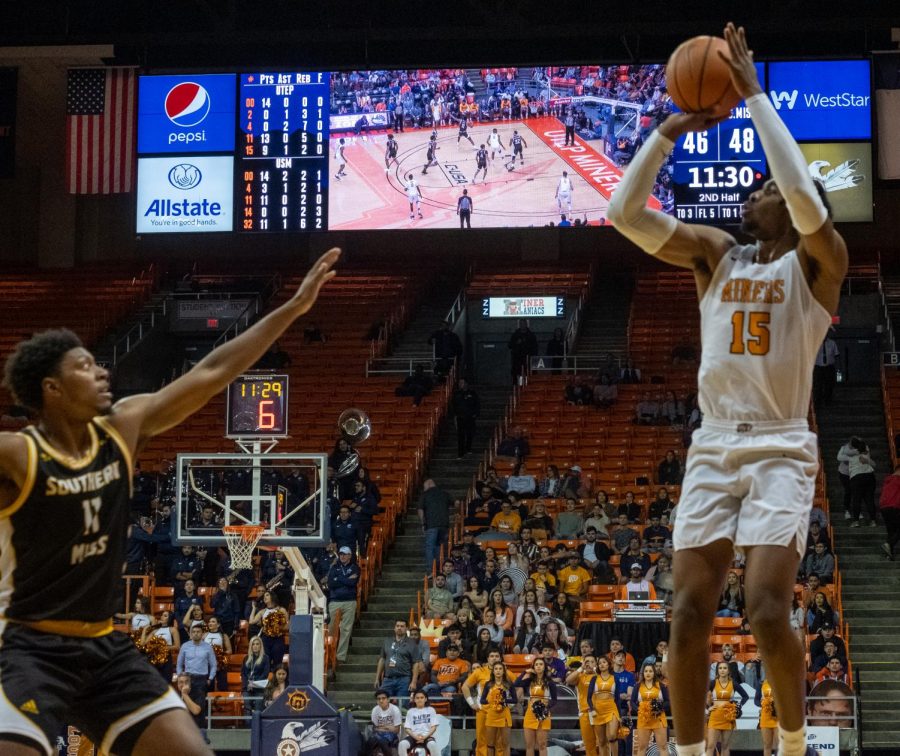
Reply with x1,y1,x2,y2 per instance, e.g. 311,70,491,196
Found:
174,452,329,547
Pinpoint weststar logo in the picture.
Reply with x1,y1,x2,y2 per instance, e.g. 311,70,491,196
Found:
770,90,799,110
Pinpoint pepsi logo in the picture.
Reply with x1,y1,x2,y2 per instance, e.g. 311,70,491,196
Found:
165,82,211,127
167,163,202,190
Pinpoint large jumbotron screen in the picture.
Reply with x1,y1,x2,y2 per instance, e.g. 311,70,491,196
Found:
135,61,872,233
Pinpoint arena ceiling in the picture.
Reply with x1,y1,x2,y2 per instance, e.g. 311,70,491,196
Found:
0,0,898,68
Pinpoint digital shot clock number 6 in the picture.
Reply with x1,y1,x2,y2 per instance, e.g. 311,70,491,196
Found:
226,373,289,437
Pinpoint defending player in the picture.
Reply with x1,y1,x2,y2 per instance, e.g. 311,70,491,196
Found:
405,173,424,220
555,171,574,214
473,144,489,183
334,137,347,180
385,133,399,173
505,130,527,171
421,135,439,175
487,128,504,162
0,249,341,756
606,24,847,756
456,115,475,146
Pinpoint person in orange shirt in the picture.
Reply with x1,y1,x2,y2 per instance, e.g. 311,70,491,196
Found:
557,554,592,601
616,564,659,604
423,645,470,697
606,638,636,673
491,500,522,536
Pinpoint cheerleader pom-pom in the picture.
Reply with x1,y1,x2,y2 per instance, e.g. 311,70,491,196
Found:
263,611,288,638
531,700,549,721
650,698,665,716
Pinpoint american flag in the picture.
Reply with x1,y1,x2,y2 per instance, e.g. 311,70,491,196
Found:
66,67,136,194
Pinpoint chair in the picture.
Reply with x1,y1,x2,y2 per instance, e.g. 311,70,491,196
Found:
207,691,245,728
587,585,616,601
713,616,743,633
503,654,536,675
578,601,614,624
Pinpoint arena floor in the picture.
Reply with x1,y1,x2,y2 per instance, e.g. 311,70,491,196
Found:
327,116,633,229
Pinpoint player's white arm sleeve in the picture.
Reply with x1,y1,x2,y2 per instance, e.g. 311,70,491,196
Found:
606,130,678,254
746,92,827,236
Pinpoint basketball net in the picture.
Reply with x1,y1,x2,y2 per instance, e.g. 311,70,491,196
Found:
222,524,265,570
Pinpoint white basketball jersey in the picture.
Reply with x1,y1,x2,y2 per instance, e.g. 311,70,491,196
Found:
405,179,419,199
558,177,572,194
488,133,500,146
698,244,832,422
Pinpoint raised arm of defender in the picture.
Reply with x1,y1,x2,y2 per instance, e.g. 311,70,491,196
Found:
108,248,340,450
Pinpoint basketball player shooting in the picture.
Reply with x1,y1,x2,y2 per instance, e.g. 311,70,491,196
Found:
0,249,340,756
607,24,847,756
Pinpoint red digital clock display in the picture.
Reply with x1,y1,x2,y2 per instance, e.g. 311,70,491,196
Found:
226,373,289,437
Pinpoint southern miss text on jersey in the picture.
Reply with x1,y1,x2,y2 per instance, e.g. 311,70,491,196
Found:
0,417,132,634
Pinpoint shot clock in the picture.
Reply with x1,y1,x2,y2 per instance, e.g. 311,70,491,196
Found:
226,374,289,437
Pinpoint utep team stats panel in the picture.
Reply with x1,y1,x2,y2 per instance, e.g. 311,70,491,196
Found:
135,62,872,234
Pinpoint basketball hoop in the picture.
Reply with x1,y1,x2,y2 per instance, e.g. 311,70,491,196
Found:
222,524,265,570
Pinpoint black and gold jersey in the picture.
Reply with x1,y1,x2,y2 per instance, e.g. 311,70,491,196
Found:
0,417,132,635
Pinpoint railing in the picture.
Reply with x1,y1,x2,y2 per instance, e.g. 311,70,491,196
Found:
211,273,282,348
529,352,626,375
110,308,162,365
365,356,438,377
206,693,263,729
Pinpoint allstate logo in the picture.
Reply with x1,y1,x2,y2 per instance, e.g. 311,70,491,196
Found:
165,82,211,127
167,163,202,190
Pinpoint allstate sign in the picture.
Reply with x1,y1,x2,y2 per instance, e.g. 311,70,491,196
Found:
767,60,871,140
136,155,233,233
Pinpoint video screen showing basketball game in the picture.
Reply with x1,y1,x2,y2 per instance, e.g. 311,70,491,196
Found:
326,66,675,229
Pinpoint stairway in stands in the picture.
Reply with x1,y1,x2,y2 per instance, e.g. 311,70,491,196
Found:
816,384,900,749
572,271,633,358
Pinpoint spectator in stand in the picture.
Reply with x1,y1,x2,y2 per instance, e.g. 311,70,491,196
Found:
496,428,531,461
643,515,672,553
449,542,475,582
708,643,744,683
555,498,584,539
452,378,480,459
619,358,642,384
488,590,515,637
464,575,490,614
429,321,463,365
802,543,835,585
579,526,612,577
800,573,824,611
648,487,675,520
333,506,360,555
813,330,840,409
478,466,507,498
659,390,685,425
618,565,658,604
395,365,433,406
490,499,523,538
530,561,557,603
538,637,569,682
815,658,850,687
437,625,467,659
369,690,403,755
509,320,539,384
790,595,806,640
546,327,567,373
504,542,530,573
716,571,745,618
176,621,217,726
426,574,457,619
467,485,501,528
424,645,470,698
584,502,612,534
657,450,683,486
810,623,847,661
808,592,840,634
398,690,441,756
559,465,590,499
441,560,464,602
523,500,554,541
811,640,847,674
375,620,422,709
610,514,640,554
517,527,539,564
616,491,643,523
606,639,636,674
419,478,454,572
649,554,675,605
836,438,854,520
843,436,877,527
806,521,832,555
174,579,202,641
557,554,591,603
210,576,242,638
475,619,504,653
263,664,289,707
507,463,538,498
327,546,360,663
620,537,651,578
514,590,543,630
635,392,659,425
172,545,201,596
537,464,562,499
880,461,900,560
593,373,618,408
564,375,593,405
480,559,500,593
350,479,380,554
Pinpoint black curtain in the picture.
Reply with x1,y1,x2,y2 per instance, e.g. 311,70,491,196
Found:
577,621,669,664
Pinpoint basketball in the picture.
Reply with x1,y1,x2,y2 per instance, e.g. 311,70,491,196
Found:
666,35,741,115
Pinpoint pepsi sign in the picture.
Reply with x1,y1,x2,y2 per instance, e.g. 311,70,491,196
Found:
137,74,235,154
767,60,871,140
136,156,233,233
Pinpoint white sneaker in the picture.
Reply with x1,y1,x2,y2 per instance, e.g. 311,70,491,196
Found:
844,511,852,520
869,519,878,527
850,520,860,528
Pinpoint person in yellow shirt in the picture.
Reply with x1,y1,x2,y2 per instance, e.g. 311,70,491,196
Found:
530,561,557,603
557,554,592,601
490,500,522,535
461,650,510,756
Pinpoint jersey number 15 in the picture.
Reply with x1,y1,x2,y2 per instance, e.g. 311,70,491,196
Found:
730,311,770,356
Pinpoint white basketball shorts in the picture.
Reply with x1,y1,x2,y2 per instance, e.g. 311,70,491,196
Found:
673,418,819,559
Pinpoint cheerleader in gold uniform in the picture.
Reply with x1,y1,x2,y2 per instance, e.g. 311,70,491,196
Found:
586,656,620,756
480,661,518,756
705,663,749,756
516,658,558,756
755,676,778,756
631,663,670,756
565,655,599,756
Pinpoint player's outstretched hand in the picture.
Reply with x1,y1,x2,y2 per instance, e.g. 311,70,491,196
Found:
658,110,729,142
290,248,341,315
720,22,764,100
